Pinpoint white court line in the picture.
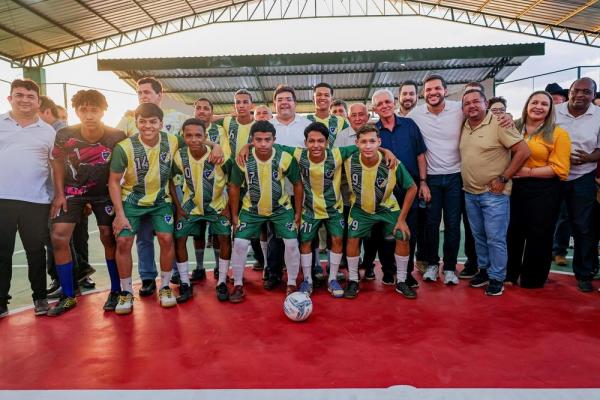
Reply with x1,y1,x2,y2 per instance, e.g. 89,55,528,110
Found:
12,229,100,255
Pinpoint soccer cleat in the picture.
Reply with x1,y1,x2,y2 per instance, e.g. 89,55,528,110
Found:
0,304,7,318
286,284,298,296
176,283,193,303
313,265,325,283
381,272,396,286
229,285,245,303
115,292,134,315
216,283,229,302
47,297,76,317
103,291,120,311
33,299,50,316
327,280,344,298
405,274,420,288
577,279,593,293
170,273,181,285
554,255,568,266
470,269,490,288
264,276,281,290
159,287,177,308
190,268,206,282
459,266,479,279
139,279,156,297
395,282,417,299
444,270,459,285
299,280,313,295
344,280,360,299
423,265,439,282
485,279,504,296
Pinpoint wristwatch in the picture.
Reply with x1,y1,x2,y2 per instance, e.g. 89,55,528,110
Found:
498,175,509,184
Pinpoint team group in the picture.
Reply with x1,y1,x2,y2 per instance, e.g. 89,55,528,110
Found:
1,73,599,317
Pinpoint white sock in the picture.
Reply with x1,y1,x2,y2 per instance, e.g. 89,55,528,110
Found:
260,240,268,267
395,254,409,283
176,261,190,285
300,253,313,283
231,238,250,286
347,256,360,282
160,270,172,289
218,258,230,285
194,249,205,270
283,238,300,285
329,252,343,282
120,277,133,294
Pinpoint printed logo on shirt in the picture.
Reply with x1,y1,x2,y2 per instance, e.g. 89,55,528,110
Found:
101,151,111,161
272,171,280,180
104,205,114,216
376,177,387,188
325,170,334,179
164,215,173,225
286,222,295,232
203,165,214,179
160,152,170,163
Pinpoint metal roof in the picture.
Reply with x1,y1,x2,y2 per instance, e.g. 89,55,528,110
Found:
0,0,596,67
98,43,544,114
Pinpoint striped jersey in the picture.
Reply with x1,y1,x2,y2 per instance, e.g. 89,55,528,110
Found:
344,152,414,214
218,116,253,156
117,108,188,137
278,144,358,219
110,131,179,207
306,114,349,148
173,145,231,216
230,147,300,216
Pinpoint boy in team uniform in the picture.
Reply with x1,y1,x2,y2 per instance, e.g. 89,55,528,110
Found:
228,121,304,303
170,118,233,302
47,90,126,316
344,124,418,299
108,103,180,314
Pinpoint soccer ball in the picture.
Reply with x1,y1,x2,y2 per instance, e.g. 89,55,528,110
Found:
283,292,313,322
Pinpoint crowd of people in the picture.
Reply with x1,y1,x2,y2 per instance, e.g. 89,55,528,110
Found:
1,73,599,318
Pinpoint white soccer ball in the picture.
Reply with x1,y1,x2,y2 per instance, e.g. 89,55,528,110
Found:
283,291,313,322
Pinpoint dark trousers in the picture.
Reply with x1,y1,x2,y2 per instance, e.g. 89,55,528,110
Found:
506,178,562,288
424,173,462,271
0,199,50,304
563,171,599,280
415,205,427,261
552,201,571,257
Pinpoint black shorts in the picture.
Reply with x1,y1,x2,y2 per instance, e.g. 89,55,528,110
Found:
52,197,115,226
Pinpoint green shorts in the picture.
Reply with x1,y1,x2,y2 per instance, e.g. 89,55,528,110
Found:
174,213,231,239
236,209,297,240
119,203,174,237
299,212,345,243
347,206,409,241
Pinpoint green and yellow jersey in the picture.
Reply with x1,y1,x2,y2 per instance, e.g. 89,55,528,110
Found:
277,144,358,219
230,147,300,216
218,116,253,156
172,145,232,216
117,108,189,137
110,132,179,207
344,152,414,214
306,114,349,148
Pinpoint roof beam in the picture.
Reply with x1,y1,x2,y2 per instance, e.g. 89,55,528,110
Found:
132,0,158,24
10,0,86,41
252,66,269,106
515,0,545,19
72,0,123,34
0,22,49,51
553,0,598,26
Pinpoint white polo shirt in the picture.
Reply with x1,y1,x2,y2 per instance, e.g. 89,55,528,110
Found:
272,114,311,194
555,103,600,181
408,100,463,175
0,112,56,204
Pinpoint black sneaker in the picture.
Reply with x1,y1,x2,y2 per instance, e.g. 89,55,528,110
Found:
485,279,504,296
47,296,77,317
47,278,60,294
216,282,229,301
382,272,396,286
263,276,281,290
77,266,96,282
252,261,264,271
364,266,376,281
344,280,360,299
395,282,417,299
170,273,181,285
577,279,593,293
470,269,489,288
459,266,479,279
405,274,420,288
176,283,193,303
214,267,219,281
103,291,120,311
139,279,156,297
313,264,325,283
190,268,206,282
0,303,7,318
80,276,96,289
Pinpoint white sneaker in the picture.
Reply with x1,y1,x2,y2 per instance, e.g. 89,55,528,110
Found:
444,270,459,285
159,287,177,308
423,265,439,281
115,292,134,315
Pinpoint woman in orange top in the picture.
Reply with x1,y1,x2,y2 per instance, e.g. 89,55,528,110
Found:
506,91,571,288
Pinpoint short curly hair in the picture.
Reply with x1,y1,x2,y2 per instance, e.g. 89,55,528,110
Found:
71,89,108,111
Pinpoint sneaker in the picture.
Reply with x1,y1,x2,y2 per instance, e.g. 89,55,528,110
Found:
79,276,96,289
423,265,439,282
47,285,63,299
382,272,396,286
363,266,376,281
470,269,490,288
176,283,193,303
77,265,96,282
286,284,297,295
395,282,417,299
158,287,177,308
190,268,206,281
170,273,181,285
139,279,156,297
443,270,459,285
485,279,504,296
327,280,344,298
344,280,360,299
405,274,419,288
214,267,220,281
313,265,325,282
47,278,60,294
299,280,313,295
229,285,245,303
216,282,229,301
115,291,134,315
415,260,428,274
33,299,50,316
103,291,120,311
577,279,593,293
47,297,76,317
264,276,281,290
554,255,568,266
336,271,346,281
0,303,7,318
252,261,264,271
459,266,478,279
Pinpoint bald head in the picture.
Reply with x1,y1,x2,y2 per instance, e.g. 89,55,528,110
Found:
348,103,369,132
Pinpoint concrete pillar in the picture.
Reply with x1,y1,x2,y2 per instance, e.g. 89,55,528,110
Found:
23,67,46,95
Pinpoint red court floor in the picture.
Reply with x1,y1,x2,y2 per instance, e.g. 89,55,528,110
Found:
1,268,599,391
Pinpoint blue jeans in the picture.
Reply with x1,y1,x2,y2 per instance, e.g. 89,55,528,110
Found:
136,218,157,281
465,192,510,281
424,173,462,271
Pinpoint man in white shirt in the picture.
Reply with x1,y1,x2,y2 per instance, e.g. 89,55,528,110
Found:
0,79,55,317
